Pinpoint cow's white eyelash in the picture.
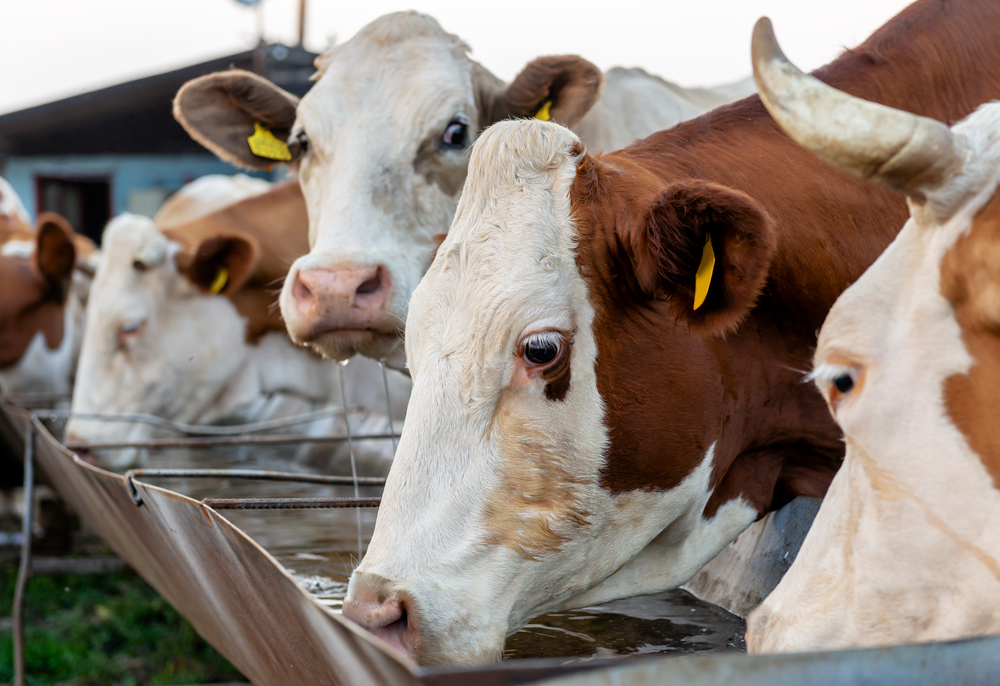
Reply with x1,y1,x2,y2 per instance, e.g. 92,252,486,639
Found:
806,363,857,386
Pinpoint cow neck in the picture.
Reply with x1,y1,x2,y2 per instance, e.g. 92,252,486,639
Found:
571,0,1000,511
0,254,67,369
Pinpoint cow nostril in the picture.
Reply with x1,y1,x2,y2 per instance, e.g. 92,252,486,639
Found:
292,272,315,310
356,271,381,296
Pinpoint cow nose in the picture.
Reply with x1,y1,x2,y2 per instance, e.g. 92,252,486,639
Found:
292,264,392,319
342,588,413,657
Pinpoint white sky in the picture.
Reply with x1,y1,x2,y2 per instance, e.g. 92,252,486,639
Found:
1,0,914,116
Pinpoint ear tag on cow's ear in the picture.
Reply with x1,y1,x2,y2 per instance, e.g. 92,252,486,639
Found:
534,100,553,121
247,122,292,161
693,235,715,311
209,267,229,295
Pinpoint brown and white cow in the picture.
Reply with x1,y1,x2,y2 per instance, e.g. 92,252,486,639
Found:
0,177,96,397
66,180,411,471
172,11,755,368
745,21,1000,652
337,0,1000,665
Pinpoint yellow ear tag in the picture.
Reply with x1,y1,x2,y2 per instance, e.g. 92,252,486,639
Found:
693,235,715,311
209,267,229,295
247,122,292,161
534,100,553,121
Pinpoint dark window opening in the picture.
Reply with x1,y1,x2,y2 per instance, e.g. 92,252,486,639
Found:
35,176,111,245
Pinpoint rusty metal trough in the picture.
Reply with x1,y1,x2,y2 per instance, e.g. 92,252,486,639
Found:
3,398,1000,686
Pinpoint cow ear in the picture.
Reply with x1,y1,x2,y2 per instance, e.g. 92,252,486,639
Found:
175,234,260,295
477,56,604,129
620,181,776,336
34,213,76,299
173,70,301,170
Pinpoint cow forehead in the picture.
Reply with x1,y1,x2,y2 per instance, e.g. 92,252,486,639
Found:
410,121,583,353
299,17,473,148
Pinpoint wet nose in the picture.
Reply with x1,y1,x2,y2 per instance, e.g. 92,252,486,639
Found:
290,264,392,330
342,586,413,657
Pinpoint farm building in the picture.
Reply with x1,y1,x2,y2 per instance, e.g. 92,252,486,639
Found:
0,42,316,244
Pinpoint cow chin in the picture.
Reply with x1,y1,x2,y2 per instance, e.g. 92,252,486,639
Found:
300,327,404,366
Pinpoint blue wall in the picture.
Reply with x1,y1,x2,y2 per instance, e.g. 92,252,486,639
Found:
3,154,274,221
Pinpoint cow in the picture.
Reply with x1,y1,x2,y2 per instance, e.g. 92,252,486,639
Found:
0,178,97,397
66,180,411,472
172,11,756,368
153,173,272,228
746,21,1000,653
336,0,1000,666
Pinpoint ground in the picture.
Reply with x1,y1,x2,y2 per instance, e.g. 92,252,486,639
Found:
0,561,245,686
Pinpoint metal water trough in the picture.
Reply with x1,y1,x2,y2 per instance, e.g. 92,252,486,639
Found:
3,398,1000,686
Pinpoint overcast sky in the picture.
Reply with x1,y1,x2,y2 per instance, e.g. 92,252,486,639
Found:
2,0,914,115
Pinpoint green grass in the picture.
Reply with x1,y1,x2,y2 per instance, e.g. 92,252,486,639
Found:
0,561,245,685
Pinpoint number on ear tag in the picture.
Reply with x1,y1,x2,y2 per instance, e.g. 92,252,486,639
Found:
247,122,292,161
534,100,553,121
209,267,229,295
693,235,715,311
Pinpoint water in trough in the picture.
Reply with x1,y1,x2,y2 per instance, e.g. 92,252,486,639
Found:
95,437,745,663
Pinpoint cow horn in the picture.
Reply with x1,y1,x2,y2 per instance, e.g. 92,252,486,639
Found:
751,17,965,201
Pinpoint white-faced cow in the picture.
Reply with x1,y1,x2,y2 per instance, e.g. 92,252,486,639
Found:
0,178,97,397
172,11,755,368
746,22,1000,652
67,180,411,472
337,0,1000,665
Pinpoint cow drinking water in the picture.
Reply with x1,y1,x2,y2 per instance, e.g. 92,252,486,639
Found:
339,0,1000,665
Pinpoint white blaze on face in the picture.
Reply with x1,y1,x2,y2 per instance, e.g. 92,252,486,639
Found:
345,120,753,665
280,14,474,365
748,104,1000,652
67,215,256,469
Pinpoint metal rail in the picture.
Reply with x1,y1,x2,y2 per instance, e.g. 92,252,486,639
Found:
67,432,398,451
124,468,385,508
202,497,382,510
13,422,33,686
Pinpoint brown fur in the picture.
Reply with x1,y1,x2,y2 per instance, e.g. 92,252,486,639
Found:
162,181,309,343
0,214,79,368
173,71,301,170
477,56,604,130
570,0,1000,517
942,188,1000,488
485,404,591,560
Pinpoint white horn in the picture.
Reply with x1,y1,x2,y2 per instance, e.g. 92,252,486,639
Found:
751,17,965,201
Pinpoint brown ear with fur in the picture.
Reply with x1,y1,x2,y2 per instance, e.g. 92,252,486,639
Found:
175,234,260,296
34,213,77,301
173,70,301,170
619,181,776,336
478,56,604,129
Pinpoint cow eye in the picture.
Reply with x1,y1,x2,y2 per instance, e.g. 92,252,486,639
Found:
118,319,146,348
812,362,862,407
522,332,562,368
293,131,309,154
441,121,468,149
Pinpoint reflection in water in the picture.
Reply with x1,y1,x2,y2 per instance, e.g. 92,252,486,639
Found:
64,438,747,662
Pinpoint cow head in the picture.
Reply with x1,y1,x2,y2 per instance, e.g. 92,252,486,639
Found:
0,214,80,395
66,214,261,469
173,11,604,368
336,116,818,664
745,20,1000,650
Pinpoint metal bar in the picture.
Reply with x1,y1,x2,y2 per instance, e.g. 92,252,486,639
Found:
66,432,399,451
31,557,129,575
126,468,386,486
202,497,381,510
13,423,34,686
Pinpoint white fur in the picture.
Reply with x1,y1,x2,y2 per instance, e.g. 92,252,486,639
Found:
67,214,411,472
278,12,753,366
348,120,757,665
0,177,31,225
748,103,1000,651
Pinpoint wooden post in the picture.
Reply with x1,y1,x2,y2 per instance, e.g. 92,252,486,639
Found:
298,0,307,47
